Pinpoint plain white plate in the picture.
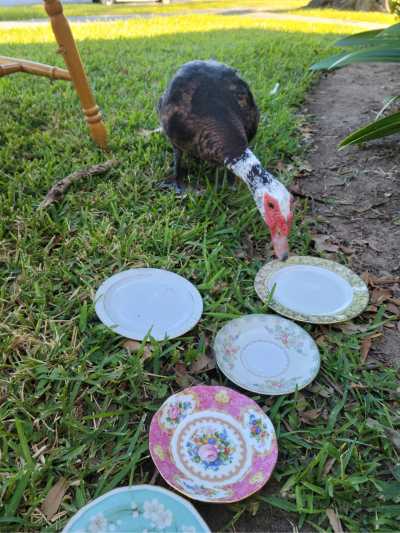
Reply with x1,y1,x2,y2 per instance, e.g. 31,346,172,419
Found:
95,268,203,340
214,314,320,395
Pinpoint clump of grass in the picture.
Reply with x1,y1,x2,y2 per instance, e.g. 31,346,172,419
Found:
0,13,399,533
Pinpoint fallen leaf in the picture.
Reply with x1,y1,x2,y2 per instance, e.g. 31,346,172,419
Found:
385,428,400,452
326,508,344,533
316,335,326,346
123,340,153,361
174,363,199,388
300,408,322,424
386,303,400,317
323,457,336,476
371,288,392,305
312,235,339,253
336,322,371,334
42,478,69,520
190,353,216,374
360,337,373,364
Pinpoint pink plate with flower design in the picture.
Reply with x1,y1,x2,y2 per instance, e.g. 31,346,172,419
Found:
149,385,278,503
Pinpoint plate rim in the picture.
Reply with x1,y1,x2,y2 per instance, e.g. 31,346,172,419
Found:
94,268,203,340
213,314,321,396
62,484,211,533
254,256,369,324
149,385,278,504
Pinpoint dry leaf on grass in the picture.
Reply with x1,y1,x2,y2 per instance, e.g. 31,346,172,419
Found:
174,362,200,388
326,508,344,533
385,428,400,452
42,478,69,520
190,353,216,374
336,322,371,334
360,337,373,364
123,340,153,361
324,457,336,476
299,408,322,424
386,303,400,317
371,288,393,305
312,235,339,254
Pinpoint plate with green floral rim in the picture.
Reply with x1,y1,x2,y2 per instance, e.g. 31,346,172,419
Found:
62,485,211,533
254,256,369,324
214,314,320,395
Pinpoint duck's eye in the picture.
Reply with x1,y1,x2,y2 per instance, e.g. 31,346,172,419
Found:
268,202,275,209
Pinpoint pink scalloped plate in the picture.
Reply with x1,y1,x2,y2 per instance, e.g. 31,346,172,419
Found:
149,385,278,503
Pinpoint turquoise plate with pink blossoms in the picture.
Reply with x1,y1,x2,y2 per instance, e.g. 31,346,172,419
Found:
149,385,278,503
62,485,210,533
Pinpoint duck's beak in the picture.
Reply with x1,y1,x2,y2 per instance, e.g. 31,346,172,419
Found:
271,233,289,261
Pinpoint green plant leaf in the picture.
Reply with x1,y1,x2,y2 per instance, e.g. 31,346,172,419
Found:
339,111,400,147
311,47,400,71
335,29,385,47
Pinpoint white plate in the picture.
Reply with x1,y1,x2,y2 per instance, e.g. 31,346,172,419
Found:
95,268,203,340
214,314,320,395
255,256,369,324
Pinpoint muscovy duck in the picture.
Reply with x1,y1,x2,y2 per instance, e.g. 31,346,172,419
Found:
158,60,293,260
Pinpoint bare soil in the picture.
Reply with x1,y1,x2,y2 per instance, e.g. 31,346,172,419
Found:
300,63,400,364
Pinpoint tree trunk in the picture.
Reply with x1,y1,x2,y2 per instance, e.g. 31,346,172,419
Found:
307,0,387,10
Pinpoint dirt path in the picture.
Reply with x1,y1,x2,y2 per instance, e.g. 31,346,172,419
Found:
0,8,389,29
300,63,400,364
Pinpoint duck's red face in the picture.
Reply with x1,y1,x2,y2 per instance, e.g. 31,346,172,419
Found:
263,193,294,261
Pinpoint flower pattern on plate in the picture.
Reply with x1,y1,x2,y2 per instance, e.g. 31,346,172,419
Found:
159,393,196,431
214,315,320,396
62,486,210,533
186,425,235,472
174,476,233,500
149,386,278,503
243,409,273,454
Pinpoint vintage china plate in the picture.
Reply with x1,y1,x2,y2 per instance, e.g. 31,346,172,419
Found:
95,268,203,340
214,315,320,395
255,256,369,324
150,385,278,503
62,485,210,533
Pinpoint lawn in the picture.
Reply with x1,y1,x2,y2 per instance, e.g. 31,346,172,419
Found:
0,0,396,23
1,9,399,533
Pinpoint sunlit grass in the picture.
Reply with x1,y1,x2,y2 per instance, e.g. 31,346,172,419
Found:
1,8,399,533
1,13,373,47
0,0,395,24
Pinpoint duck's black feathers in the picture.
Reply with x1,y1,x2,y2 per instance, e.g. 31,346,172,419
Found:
158,60,260,165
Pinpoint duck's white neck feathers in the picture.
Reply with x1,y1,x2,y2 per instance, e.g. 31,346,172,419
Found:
225,148,291,218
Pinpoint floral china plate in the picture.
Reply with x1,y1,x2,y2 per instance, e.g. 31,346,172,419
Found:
62,485,210,533
149,385,278,503
214,315,320,395
95,268,203,340
255,256,369,324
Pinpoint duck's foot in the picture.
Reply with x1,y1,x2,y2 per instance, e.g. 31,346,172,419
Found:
157,175,188,196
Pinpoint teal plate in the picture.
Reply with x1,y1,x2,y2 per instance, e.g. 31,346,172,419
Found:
62,485,211,533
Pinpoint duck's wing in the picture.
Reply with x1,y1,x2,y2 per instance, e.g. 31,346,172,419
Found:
223,74,260,143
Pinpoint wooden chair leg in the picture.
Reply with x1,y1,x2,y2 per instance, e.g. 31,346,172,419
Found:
44,0,108,150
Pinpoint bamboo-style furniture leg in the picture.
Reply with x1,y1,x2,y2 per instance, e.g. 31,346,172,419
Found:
44,0,108,149
0,56,71,80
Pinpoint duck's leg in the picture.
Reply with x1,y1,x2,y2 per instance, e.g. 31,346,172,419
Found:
158,146,188,194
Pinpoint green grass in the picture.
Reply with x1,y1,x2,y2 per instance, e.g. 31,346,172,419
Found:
0,0,396,23
1,12,399,533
